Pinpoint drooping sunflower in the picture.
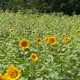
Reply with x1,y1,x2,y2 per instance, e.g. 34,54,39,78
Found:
52,51,56,56
4,65,21,80
36,38,42,44
19,38,30,50
30,53,38,61
48,36,57,45
64,37,71,43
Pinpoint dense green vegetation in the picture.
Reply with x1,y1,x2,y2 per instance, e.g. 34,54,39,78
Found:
0,0,80,15
0,11,80,79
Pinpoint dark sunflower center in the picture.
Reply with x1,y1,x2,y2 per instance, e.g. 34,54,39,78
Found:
21,41,27,47
37,39,41,42
10,70,18,78
66,38,69,41
50,38,55,43
32,55,36,59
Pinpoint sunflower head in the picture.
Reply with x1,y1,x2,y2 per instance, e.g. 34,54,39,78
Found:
12,25,16,28
36,14,40,18
30,53,38,61
77,30,80,33
10,34,13,37
62,33,66,37
64,37,71,43
54,35,57,38
24,30,27,33
48,36,57,45
32,31,36,34
0,73,3,80
0,73,8,80
52,51,56,56
36,38,42,44
4,65,21,80
10,29,14,33
16,30,19,33
19,38,30,50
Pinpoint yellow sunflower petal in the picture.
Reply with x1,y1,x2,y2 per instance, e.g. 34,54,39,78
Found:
48,36,57,45
19,38,30,50
64,37,71,43
5,65,21,80
30,53,38,61
36,38,42,44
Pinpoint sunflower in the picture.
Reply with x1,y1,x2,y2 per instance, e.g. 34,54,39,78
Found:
24,30,27,33
32,31,36,34
0,73,4,80
36,14,40,18
48,36,57,45
64,37,71,43
77,30,80,33
30,53,38,61
10,34,13,37
0,73,7,80
62,33,66,37
16,30,19,33
54,35,57,38
12,25,16,28
19,38,30,50
4,66,21,80
45,37,49,43
36,38,42,44
52,51,56,56
10,29,14,33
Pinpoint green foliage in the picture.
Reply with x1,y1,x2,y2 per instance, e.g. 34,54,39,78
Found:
6,0,24,12
0,12,80,79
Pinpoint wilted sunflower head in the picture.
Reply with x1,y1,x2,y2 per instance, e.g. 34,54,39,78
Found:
48,36,57,45
64,37,71,43
19,38,30,50
36,38,42,44
4,65,21,80
30,53,38,61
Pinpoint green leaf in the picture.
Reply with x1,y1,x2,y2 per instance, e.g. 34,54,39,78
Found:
36,77,43,80
13,58,26,64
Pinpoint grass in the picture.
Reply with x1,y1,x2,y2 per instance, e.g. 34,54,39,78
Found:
0,11,80,80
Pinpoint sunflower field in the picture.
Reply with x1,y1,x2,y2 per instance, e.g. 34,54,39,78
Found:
0,11,80,80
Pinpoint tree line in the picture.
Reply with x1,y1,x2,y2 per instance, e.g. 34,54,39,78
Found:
0,0,80,15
